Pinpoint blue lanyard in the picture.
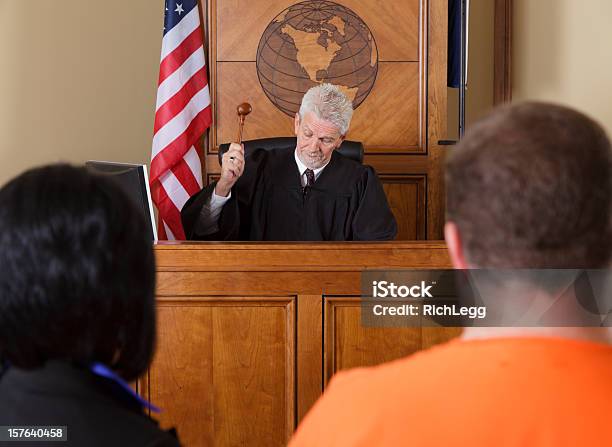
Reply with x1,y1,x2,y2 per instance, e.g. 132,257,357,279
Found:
90,363,161,413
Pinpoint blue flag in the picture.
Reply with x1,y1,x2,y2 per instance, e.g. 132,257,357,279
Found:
448,0,461,88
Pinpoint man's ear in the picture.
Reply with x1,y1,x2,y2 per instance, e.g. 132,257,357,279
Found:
444,221,469,269
294,113,300,135
335,134,345,150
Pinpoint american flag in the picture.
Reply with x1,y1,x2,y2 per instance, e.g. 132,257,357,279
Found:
150,0,212,240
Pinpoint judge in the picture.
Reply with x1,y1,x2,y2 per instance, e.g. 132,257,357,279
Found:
182,83,397,241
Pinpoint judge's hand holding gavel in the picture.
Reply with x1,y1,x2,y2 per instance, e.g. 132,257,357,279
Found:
215,102,251,197
215,143,244,197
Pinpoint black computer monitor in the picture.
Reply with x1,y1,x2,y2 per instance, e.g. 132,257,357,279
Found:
85,161,157,241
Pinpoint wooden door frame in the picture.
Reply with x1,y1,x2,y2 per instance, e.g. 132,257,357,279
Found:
494,0,512,104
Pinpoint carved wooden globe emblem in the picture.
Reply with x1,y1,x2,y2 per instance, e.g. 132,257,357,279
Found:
256,0,379,116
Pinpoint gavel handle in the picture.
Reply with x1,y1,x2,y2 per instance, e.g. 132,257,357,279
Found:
237,117,245,144
230,117,246,162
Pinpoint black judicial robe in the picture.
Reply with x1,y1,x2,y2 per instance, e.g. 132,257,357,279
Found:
181,147,397,241
0,362,179,447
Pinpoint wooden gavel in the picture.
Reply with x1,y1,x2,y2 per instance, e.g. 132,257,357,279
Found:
236,102,252,143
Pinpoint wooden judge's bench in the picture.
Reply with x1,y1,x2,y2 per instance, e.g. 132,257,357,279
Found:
139,242,461,446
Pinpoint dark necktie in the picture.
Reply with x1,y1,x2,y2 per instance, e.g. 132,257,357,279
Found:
304,169,315,187
303,168,315,197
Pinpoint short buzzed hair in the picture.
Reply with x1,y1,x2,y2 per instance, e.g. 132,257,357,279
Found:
446,102,612,268
299,83,354,135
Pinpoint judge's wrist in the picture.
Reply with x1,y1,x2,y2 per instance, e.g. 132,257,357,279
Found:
214,181,232,198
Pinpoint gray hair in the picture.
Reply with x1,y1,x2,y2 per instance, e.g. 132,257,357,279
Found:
298,83,354,135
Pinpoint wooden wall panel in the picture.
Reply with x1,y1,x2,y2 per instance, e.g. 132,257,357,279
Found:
216,0,294,62
215,62,294,149
340,0,419,61
350,63,420,150
381,175,426,240
143,298,295,447
210,0,425,152
296,294,323,423
214,45,422,151
204,0,448,239
494,0,512,104
215,0,419,62
323,297,460,383
426,0,449,239
215,62,421,151
146,305,215,445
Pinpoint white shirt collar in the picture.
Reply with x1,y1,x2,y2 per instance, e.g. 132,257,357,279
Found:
294,149,329,181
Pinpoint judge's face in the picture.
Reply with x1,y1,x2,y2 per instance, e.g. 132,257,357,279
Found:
294,112,344,169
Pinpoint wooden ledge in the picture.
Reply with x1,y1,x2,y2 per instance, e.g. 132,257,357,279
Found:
154,241,451,271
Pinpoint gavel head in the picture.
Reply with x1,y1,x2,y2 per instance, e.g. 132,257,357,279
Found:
237,102,252,118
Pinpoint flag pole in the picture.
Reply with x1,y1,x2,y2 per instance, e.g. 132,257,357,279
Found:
459,0,467,138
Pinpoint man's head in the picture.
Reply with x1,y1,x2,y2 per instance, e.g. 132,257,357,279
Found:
445,102,612,269
295,83,354,169
0,164,156,381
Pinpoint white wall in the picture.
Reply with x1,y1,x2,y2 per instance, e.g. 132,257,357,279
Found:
0,0,164,185
513,0,612,135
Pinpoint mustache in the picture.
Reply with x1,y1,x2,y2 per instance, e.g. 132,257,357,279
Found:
305,151,323,157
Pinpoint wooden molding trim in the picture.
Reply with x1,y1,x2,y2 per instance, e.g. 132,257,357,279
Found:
494,0,513,104
154,241,451,271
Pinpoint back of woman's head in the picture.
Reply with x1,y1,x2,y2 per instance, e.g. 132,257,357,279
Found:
0,164,155,381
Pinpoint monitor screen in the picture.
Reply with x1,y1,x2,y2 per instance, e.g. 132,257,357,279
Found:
85,161,157,242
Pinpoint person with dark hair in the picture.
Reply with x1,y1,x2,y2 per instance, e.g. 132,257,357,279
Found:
289,103,612,446
0,165,179,446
